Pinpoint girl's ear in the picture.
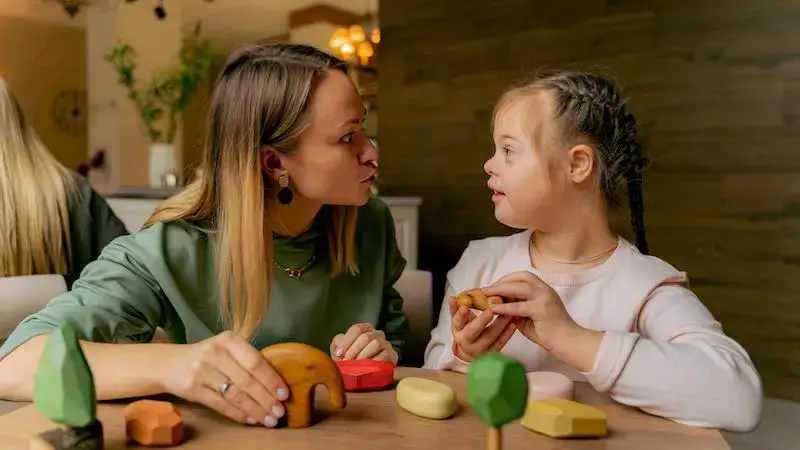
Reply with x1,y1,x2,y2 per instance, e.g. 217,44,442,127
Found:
260,146,285,180
566,144,595,184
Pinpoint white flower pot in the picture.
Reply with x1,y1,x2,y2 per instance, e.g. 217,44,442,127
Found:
148,143,177,187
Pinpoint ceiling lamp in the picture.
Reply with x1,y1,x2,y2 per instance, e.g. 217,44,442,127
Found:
329,18,379,67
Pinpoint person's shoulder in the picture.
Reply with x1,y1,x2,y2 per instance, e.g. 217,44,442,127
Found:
105,219,213,261
608,238,689,291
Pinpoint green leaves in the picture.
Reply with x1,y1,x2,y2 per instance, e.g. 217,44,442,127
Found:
33,323,96,428
466,352,528,428
103,22,217,144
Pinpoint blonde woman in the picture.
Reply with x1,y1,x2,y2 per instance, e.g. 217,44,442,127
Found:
0,44,408,429
0,78,128,287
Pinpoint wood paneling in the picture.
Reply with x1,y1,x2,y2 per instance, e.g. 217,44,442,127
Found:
378,0,800,400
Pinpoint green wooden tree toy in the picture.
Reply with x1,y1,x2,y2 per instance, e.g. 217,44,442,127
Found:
467,353,528,450
32,323,103,450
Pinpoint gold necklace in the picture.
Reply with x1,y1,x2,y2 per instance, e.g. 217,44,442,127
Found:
530,235,617,265
274,255,316,279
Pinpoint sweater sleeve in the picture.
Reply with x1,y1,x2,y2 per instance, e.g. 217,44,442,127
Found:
0,233,167,362
581,284,763,432
422,245,473,373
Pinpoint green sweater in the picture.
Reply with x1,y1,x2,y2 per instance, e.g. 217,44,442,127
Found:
0,197,409,362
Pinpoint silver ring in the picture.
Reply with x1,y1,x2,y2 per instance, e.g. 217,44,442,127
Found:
219,380,233,397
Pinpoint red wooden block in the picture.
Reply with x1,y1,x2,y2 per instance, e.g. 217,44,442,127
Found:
336,360,395,391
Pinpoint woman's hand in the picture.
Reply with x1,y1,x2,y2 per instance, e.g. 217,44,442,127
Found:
449,296,516,362
485,271,603,372
330,323,398,365
161,331,290,427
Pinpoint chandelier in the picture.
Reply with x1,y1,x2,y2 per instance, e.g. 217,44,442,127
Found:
328,17,380,67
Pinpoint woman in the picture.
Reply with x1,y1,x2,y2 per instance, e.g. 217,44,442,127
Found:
0,43,408,428
0,77,128,287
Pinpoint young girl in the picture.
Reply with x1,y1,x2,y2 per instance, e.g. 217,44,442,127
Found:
424,71,762,432
0,44,407,428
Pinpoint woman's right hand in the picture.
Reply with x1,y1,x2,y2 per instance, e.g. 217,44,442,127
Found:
161,331,290,427
449,296,516,362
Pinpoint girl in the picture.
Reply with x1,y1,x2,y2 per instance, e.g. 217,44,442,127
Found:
0,77,128,287
0,43,408,428
424,71,762,432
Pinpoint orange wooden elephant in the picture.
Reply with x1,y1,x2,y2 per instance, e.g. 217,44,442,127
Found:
260,342,347,428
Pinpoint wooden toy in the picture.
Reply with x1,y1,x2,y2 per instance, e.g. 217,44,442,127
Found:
124,400,183,446
467,353,528,450
521,398,607,438
336,359,395,391
260,342,347,428
396,377,457,419
456,288,505,311
32,323,103,450
526,372,574,401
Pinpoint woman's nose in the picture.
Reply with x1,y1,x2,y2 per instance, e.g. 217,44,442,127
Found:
360,136,379,165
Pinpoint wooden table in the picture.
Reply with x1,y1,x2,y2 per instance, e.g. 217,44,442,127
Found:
0,367,729,449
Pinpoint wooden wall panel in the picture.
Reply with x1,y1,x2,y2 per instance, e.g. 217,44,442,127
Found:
378,0,800,400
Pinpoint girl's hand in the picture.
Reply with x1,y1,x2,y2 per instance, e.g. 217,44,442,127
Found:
161,331,290,428
449,296,516,362
330,323,398,365
485,271,603,371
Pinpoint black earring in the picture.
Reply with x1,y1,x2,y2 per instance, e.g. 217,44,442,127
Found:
278,173,293,205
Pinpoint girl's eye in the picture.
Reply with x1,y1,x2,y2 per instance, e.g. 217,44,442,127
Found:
341,133,354,144
503,146,512,156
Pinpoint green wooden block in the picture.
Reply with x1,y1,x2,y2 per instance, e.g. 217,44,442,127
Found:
33,323,97,428
466,352,528,427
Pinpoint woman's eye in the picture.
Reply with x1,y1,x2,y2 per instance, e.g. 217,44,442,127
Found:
341,133,354,144
502,146,512,155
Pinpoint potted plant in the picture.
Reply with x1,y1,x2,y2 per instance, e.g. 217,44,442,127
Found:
104,23,217,187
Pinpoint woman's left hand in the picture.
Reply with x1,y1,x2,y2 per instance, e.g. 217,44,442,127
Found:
330,323,398,365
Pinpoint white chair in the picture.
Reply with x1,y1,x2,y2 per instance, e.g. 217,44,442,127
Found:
394,269,433,367
0,275,67,341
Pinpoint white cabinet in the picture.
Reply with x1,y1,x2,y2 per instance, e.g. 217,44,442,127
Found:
106,195,421,269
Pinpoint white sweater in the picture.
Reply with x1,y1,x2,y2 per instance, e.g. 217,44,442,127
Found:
423,229,762,432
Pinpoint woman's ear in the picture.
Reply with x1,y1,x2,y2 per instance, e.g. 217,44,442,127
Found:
260,146,285,180
566,144,595,184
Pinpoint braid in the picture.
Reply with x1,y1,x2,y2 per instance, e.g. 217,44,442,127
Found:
525,71,650,253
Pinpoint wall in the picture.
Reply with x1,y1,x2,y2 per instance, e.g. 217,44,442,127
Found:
0,13,86,172
379,0,800,401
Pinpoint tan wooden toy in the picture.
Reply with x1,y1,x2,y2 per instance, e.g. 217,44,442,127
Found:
456,288,506,311
259,342,347,428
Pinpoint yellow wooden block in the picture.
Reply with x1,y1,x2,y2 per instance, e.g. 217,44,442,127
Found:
520,398,607,438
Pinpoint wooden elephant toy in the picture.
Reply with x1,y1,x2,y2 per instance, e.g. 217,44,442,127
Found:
260,342,347,428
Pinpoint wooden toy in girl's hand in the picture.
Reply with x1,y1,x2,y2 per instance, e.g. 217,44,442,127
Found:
521,398,607,438
336,360,395,391
124,400,183,446
456,288,506,311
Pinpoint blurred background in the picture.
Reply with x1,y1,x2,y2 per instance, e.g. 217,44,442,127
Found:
2,1,799,447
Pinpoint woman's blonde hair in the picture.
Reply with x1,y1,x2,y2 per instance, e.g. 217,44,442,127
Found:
145,43,359,339
0,78,75,277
